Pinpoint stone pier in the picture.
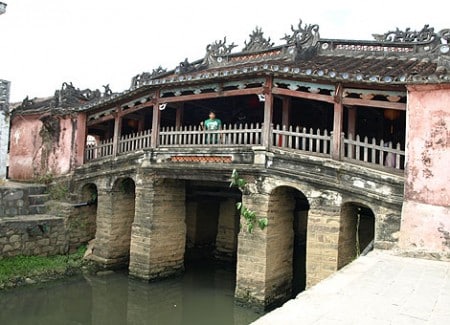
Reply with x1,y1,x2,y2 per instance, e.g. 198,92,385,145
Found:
91,178,135,266
129,176,186,280
235,180,347,309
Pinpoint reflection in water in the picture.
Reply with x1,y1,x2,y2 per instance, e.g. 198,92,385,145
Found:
0,262,261,325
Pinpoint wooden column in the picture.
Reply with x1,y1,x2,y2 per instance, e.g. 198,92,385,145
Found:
76,112,87,166
112,109,122,157
332,85,343,160
175,104,184,129
347,106,356,136
281,97,291,128
138,116,145,132
262,76,274,148
151,93,161,148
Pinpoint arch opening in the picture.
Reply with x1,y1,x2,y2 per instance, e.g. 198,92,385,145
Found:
185,180,241,264
111,177,136,265
267,186,309,305
338,202,375,269
70,183,98,251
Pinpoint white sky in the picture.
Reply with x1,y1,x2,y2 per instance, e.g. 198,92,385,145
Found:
0,0,448,102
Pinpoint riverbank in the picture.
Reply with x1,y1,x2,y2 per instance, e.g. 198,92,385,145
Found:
0,246,87,290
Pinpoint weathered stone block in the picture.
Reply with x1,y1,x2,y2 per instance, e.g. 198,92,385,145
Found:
9,234,20,243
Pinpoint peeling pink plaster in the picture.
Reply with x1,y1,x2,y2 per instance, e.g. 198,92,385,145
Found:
401,84,450,254
9,114,82,180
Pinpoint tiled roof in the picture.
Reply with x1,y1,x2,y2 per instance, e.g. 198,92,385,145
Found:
15,21,450,113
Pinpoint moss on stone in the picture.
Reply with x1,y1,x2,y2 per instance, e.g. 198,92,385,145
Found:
0,245,86,289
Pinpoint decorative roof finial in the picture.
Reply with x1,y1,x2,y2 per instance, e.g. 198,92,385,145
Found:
242,27,274,52
372,24,436,43
205,37,238,65
282,19,320,48
131,66,167,88
206,37,237,56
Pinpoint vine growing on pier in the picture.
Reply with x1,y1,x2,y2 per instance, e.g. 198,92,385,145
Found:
230,169,268,233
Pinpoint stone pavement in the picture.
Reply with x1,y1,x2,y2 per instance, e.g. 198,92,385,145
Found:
253,250,450,324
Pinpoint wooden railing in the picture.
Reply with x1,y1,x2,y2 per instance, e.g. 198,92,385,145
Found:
84,126,405,173
272,125,332,157
85,139,114,161
159,123,262,147
342,133,405,170
118,129,152,154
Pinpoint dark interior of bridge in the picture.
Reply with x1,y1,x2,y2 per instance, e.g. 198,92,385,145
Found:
292,192,309,297
86,94,405,149
184,181,241,265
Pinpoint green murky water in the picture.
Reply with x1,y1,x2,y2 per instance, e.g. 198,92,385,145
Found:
0,262,262,325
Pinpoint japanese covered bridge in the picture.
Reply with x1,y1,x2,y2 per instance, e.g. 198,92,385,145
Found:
9,21,450,309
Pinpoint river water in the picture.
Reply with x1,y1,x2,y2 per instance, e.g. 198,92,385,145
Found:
0,262,262,325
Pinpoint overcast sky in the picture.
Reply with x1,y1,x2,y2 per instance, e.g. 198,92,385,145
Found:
0,0,448,102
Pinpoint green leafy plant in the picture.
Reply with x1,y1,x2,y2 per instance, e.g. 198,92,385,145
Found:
230,169,268,233
36,173,53,185
49,183,70,201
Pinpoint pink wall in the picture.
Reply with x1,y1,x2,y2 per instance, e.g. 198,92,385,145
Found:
9,113,84,180
400,84,450,257
9,115,43,180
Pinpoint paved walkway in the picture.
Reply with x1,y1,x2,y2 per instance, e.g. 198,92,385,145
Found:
253,251,450,324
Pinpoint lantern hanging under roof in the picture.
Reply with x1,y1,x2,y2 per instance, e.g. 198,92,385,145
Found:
383,109,401,121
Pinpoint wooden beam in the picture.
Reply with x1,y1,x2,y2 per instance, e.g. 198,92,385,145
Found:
87,114,115,126
281,97,291,127
151,93,160,148
122,113,143,120
77,112,87,166
138,117,145,132
112,112,122,157
262,76,274,148
332,84,344,160
175,104,184,128
119,102,153,117
272,87,334,104
342,97,406,110
347,106,357,136
160,87,264,104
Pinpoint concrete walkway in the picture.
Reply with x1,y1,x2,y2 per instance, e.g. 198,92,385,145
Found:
253,251,450,324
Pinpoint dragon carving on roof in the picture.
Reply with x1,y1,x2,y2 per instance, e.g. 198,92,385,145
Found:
373,24,436,43
242,27,274,52
282,19,320,48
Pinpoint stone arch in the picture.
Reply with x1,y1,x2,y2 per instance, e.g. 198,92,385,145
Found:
266,185,310,304
338,201,375,269
109,174,136,191
80,183,98,240
109,177,136,263
68,183,98,251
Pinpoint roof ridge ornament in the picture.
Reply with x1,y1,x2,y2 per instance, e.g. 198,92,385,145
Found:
372,24,437,43
16,82,103,112
176,58,194,74
282,19,320,48
242,27,274,52
205,37,238,65
206,37,237,57
131,66,167,88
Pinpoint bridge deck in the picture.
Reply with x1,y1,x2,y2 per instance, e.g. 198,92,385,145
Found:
85,124,405,174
